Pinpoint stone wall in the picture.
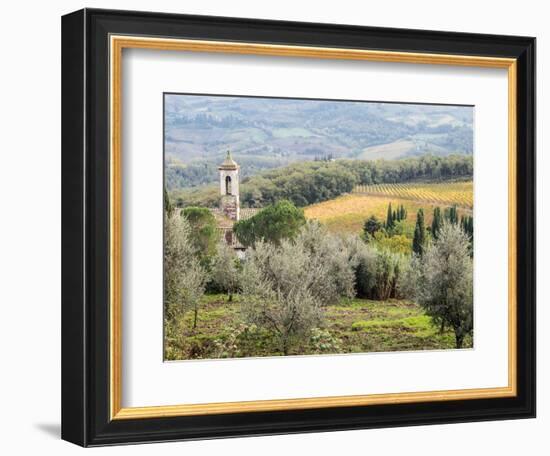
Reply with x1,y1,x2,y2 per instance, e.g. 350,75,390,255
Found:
220,195,239,220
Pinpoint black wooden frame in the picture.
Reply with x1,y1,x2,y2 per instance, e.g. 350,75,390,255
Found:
61,8,536,447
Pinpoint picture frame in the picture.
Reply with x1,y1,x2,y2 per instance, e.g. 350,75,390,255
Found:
61,8,536,447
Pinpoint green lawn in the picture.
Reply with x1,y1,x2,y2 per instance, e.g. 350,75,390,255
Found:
164,294,471,361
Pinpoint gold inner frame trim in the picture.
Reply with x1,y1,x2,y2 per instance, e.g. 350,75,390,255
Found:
109,35,518,420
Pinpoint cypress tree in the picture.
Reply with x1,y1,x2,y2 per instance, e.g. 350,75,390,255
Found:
446,205,458,225
460,215,472,237
462,215,474,239
432,207,442,240
413,209,426,256
386,203,394,229
399,205,407,221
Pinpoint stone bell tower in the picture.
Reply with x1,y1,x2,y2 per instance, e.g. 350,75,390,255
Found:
218,150,240,221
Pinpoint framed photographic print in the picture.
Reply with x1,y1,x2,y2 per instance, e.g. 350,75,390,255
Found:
61,8,536,447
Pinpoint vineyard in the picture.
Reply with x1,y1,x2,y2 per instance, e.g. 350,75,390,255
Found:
353,181,473,209
305,180,473,235
305,195,431,234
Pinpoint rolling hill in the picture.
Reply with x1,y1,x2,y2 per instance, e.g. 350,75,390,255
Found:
304,181,473,235
165,94,474,190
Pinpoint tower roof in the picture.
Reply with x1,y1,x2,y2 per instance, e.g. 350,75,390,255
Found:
218,150,239,170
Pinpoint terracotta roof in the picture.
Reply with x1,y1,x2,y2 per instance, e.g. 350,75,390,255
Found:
210,207,261,227
210,208,234,229
240,208,261,220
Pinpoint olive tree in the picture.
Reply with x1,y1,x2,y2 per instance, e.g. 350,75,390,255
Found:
413,222,473,348
164,212,208,341
294,222,356,302
210,241,240,301
240,222,355,355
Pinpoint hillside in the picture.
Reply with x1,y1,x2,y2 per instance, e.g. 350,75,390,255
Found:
165,94,474,189
353,181,473,209
304,181,473,235
170,155,474,210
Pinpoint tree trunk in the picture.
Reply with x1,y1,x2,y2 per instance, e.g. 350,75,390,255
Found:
193,306,198,329
282,338,289,356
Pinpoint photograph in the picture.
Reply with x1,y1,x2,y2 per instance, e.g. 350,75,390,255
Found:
58,6,536,447
163,94,475,361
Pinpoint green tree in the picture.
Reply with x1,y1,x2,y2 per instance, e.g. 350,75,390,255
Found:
386,202,394,229
372,249,407,300
445,205,459,225
363,215,382,239
431,207,443,240
344,235,407,300
460,215,474,257
164,212,208,346
387,220,413,238
241,222,355,355
412,209,426,256
210,242,240,301
402,205,407,220
348,239,377,299
414,223,473,348
182,207,218,260
172,155,474,209
233,200,306,248
372,231,412,255
460,215,474,240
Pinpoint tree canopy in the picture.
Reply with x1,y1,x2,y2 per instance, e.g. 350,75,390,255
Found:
172,154,473,209
412,209,426,256
233,200,306,248
410,222,473,348
363,215,382,239
240,222,355,355
181,207,218,260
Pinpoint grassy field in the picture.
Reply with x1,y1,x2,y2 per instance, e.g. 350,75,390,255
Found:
165,294,470,361
305,181,473,235
353,181,473,209
358,139,416,160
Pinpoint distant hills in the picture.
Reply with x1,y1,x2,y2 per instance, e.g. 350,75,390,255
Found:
165,94,473,190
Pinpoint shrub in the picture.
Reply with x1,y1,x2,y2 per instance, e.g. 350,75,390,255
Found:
309,328,342,354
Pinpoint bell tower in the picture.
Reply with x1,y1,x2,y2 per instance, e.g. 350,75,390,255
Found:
218,151,240,221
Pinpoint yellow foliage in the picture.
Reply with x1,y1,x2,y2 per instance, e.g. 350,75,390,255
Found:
304,180,473,236
305,195,432,234
372,232,412,255
353,181,473,209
